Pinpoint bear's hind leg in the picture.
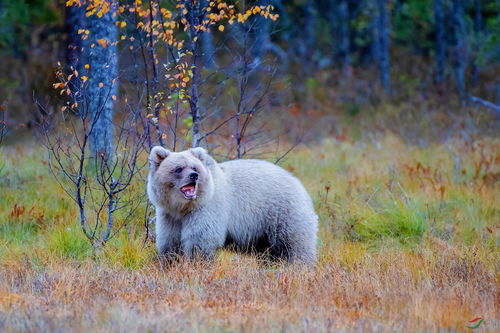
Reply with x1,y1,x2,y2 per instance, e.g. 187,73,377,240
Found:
267,214,317,265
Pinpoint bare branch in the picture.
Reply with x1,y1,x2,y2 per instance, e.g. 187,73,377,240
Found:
469,95,500,115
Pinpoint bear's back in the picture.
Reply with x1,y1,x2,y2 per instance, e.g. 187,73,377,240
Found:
219,159,309,203
217,159,315,248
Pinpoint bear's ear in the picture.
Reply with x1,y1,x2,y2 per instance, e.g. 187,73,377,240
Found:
189,147,215,167
189,147,207,160
149,146,170,170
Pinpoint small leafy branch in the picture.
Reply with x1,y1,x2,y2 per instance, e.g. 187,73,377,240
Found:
39,65,147,246
66,0,278,150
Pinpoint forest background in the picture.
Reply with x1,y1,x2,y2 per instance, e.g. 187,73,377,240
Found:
0,0,498,332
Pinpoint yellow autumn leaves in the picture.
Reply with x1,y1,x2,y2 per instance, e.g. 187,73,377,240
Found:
68,0,278,52
58,0,279,111
97,39,108,48
52,63,119,113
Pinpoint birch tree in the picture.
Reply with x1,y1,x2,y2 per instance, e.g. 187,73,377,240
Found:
377,0,391,94
434,0,446,84
85,0,118,156
452,0,467,100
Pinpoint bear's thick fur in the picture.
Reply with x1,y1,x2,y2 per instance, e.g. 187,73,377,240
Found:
147,146,318,263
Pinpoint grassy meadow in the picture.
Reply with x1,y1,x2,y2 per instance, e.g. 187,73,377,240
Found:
0,134,499,332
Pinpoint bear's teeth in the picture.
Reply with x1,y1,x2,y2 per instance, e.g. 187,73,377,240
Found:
180,184,196,197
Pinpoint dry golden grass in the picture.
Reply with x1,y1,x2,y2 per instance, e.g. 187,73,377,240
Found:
0,244,497,332
0,134,499,332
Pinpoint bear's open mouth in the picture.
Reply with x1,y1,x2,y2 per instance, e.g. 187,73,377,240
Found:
180,182,197,199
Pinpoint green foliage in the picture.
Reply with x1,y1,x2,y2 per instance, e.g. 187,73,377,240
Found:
0,77,19,101
48,227,93,259
392,0,434,54
305,77,318,91
0,221,39,249
482,2,500,62
350,192,429,246
0,0,60,56
342,102,362,117
182,114,193,127
183,115,193,141
104,233,155,269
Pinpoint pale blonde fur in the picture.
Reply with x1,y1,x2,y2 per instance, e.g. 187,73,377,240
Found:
147,147,318,263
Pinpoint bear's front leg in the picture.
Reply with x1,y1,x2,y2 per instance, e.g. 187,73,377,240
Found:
155,209,182,258
180,213,225,260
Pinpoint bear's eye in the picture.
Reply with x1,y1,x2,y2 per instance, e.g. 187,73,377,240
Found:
192,167,197,172
175,167,183,174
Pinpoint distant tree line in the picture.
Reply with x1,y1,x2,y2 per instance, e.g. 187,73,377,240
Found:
1,0,499,123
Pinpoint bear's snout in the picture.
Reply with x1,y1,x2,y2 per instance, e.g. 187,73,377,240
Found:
189,172,199,181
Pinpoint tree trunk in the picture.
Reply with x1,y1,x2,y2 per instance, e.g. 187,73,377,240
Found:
326,2,339,64
201,0,215,68
370,1,380,64
434,0,446,84
87,2,118,157
201,31,215,68
148,0,164,147
377,0,391,94
65,4,86,108
303,0,315,68
496,83,500,106
251,0,287,66
471,0,483,86
452,0,467,101
252,14,270,62
65,4,85,71
186,0,202,147
339,0,351,75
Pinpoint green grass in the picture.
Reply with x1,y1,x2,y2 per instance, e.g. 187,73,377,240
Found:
351,192,428,246
47,226,93,259
1,135,499,262
104,232,156,269
0,221,40,259
0,221,39,245
0,135,498,332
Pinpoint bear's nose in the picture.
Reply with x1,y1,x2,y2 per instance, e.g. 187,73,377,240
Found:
189,172,199,181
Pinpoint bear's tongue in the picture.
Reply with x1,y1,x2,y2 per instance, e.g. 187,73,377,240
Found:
180,184,196,197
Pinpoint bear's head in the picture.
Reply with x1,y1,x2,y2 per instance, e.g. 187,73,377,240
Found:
147,146,215,215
